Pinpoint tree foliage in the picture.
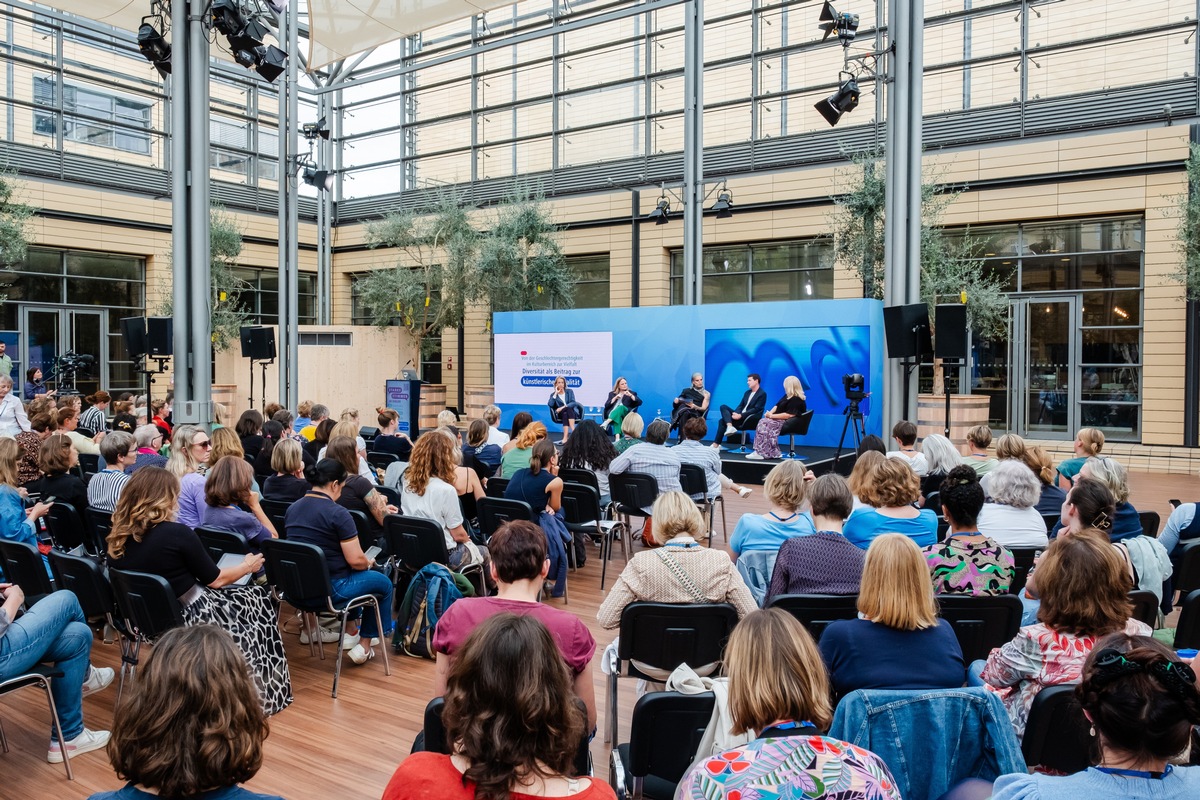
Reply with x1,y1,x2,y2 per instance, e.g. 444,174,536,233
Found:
0,169,34,305
470,187,574,313
1174,141,1200,301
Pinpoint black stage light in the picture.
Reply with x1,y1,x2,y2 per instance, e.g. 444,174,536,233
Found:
210,0,246,36
137,18,171,78
302,116,332,140
230,17,272,52
814,76,860,126
303,166,335,191
710,189,734,219
647,197,671,224
255,44,288,82
819,1,860,44
233,44,261,69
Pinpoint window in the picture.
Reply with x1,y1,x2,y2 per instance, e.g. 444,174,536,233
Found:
34,76,152,154
529,255,611,310
669,240,835,304
300,332,353,346
231,268,318,325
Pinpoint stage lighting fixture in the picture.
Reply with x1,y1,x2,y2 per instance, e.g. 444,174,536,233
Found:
230,16,272,51
818,1,859,44
210,0,246,37
265,0,288,12
233,44,261,69
302,117,332,141
710,189,734,219
255,44,288,82
814,76,860,126
137,17,171,78
303,166,335,192
646,196,671,224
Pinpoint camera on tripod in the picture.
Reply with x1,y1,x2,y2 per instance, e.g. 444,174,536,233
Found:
56,351,95,373
842,373,866,402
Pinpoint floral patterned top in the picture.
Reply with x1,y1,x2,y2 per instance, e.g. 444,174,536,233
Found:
980,617,1152,740
678,735,902,800
922,535,1015,596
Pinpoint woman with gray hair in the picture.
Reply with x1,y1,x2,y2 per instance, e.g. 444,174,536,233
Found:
976,459,1049,548
0,375,30,437
919,433,962,499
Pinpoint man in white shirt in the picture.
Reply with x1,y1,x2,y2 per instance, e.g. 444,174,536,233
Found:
483,404,509,447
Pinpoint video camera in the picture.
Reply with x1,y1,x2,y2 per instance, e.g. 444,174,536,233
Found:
56,351,95,373
843,373,866,402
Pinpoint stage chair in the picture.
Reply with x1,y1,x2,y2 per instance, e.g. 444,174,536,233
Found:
778,410,814,459
724,412,761,454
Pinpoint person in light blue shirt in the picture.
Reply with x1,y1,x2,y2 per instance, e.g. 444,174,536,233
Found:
730,460,815,556
1159,501,1199,558
841,457,938,549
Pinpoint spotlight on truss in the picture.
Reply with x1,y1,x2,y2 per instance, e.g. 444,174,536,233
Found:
303,166,335,192
814,75,860,126
818,1,859,44
302,117,332,141
647,196,671,224
137,16,171,79
710,188,734,219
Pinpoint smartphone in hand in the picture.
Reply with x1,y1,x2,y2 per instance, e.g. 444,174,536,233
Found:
364,545,382,562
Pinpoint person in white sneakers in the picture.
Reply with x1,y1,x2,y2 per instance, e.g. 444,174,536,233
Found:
0,586,113,763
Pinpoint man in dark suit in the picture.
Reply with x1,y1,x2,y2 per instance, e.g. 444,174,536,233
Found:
712,373,766,448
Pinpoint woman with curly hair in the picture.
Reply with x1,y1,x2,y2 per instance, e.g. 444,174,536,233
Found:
107,467,291,715
922,465,1015,595
500,420,547,479
558,419,618,504
842,457,938,549
383,613,610,800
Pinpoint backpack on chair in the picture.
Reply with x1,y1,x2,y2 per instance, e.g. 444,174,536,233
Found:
394,563,464,659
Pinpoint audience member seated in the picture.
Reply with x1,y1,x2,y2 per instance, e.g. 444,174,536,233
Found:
919,433,961,500
235,409,265,460
558,419,618,507
383,614,612,800
0,439,52,574
973,532,1151,740
598,492,756,645
149,397,172,438
886,419,929,476
251,420,285,477
327,436,395,542
128,424,168,474
444,430,486,536
79,390,110,436
371,407,413,461
202,456,278,553
1022,444,1067,516
674,417,751,501
923,466,1015,595
961,425,998,475
500,421,547,479
730,461,815,558
431,521,597,729
111,412,137,436
712,372,767,449
87,430,135,513
15,403,56,486
767,473,865,604
462,419,500,480
976,460,1050,548
0,583,113,765
842,458,938,549
601,376,642,435
678,608,902,800
504,439,569,598
612,412,644,454
299,403,329,441
991,633,1200,800
210,427,251,476
847,449,885,511
856,434,888,456
746,375,807,460
1055,426,1104,490
284,458,394,665
1160,500,1200,560
819,534,966,696
26,433,89,513
167,424,211,529
1054,456,1142,542
980,434,1027,495
292,400,312,433
262,439,311,503
483,404,509,448
502,411,533,455
608,419,683,516
547,375,584,442
57,405,102,458
107,467,292,714
318,421,373,480
304,418,336,463
436,409,458,431
89,625,285,800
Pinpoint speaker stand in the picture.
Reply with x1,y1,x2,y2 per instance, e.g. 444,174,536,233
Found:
256,358,274,412
248,357,255,410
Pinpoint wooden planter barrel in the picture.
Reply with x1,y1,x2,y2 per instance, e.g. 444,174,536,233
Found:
916,394,991,453
464,385,493,422
418,384,447,432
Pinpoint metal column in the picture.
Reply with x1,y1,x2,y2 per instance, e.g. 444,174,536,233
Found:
277,3,300,409
682,0,704,305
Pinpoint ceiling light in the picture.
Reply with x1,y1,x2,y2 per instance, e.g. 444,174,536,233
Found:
137,17,171,79
230,16,272,52
814,75,860,126
210,0,246,37
302,117,332,141
818,1,859,44
303,166,335,192
710,189,734,219
255,45,287,82
647,197,671,224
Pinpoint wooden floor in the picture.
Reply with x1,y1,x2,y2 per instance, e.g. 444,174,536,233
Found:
1,470,1197,799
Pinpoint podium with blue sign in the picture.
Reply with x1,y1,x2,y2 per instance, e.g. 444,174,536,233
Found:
385,379,422,437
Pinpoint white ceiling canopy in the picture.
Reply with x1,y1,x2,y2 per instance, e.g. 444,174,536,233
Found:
42,0,147,33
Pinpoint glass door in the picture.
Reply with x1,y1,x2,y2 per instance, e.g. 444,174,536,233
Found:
19,306,107,396
1010,296,1079,437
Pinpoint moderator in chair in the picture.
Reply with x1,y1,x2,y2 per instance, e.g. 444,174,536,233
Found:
610,691,716,800
0,665,74,779
936,594,1023,665
778,409,814,460
1020,683,1091,774
108,568,185,693
0,540,54,601
605,472,659,590
766,593,860,641
260,538,391,697
194,526,251,566
43,502,94,555
1173,589,1200,649
678,463,725,547
475,496,533,539
607,602,738,745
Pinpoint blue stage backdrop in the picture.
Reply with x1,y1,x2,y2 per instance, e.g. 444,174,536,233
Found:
492,299,883,448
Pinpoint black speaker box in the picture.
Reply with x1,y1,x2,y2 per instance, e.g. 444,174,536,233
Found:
935,304,969,360
240,327,276,361
239,326,257,359
147,317,173,357
120,317,147,358
883,303,932,359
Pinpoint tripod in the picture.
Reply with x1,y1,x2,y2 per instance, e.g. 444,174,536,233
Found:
832,397,867,471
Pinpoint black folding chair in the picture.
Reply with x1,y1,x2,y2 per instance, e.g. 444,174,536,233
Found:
476,496,533,538
85,507,113,555
766,593,860,641
381,514,483,592
678,463,725,546
77,453,100,477
0,665,73,779
108,568,185,692
43,502,94,555
1041,513,1060,533
561,481,620,566
0,540,54,603
48,549,136,699
1176,540,1200,599
778,410,814,459
560,468,602,497
606,472,659,590
366,451,399,474
343,509,379,553
259,499,292,537
1021,684,1091,774
484,477,509,498
937,594,1024,664
195,526,251,565
607,602,738,745
1173,589,1200,649
1008,547,1041,595
260,538,391,697
611,691,716,800
1139,510,1161,538
376,484,402,509
1128,589,1160,628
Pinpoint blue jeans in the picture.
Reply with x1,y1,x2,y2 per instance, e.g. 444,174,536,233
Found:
0,591,91,741
330,569,394,640
966,659,987,687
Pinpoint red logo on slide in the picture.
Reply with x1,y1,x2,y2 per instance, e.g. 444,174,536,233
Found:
520,351,527,355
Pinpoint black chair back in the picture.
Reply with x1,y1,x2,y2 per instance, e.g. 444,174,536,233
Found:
1008,547,1041,595
383,514,449,574
484,477,509,498
1139,510,1161,538
195,526,251,565
924,491,941,516
48,549,115,621
376,484,402,509
359,426,380,445
1041,513,1059,532
779,409,814,437
260,538,333,610
560,468,600,495
0,539,54,599
108,568,185,639
609,472,659,517
1174,589,1200,649
561,482,603,528
77,453,101,476
622,691,717,794
243,454,257,469
348,509,378,551
616,602,739,679
767,593,860,640
937,594,1024,664
476,496,534,538
1128,589,1159,628
678,463,708,502
1021,684,1091,773
366,451,399,473
1176,540,1200,596
85,507,113,553
259,498,291,537
44,501,94,554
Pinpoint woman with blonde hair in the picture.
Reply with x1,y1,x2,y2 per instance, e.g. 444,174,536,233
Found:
847,449,885,511
1021,444,1067,515
679,608,900,800
1055,426,1104,488
107,467,292,715
601,376,641,434
319,419,372,478
730,460,815,557
819,534,965,695
0,438,53,574
747,375,807,460
166,424,211,529
613,411,644,453
403,431,490,581
962,424,998,475
843,457,938,548
1073,455,1142,541
500,420,547,478
262,438,310,502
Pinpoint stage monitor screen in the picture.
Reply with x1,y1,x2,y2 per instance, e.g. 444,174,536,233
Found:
493,331,613,408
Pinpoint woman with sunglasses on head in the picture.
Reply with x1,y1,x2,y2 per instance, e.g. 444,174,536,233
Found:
991,633,1200,799
167,424,212,529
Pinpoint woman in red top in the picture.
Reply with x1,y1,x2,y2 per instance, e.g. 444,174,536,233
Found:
383,613,614,800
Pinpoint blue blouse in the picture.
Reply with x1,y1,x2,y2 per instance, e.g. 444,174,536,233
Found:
843,507,938,549
729,512,816,555
0,484,50,578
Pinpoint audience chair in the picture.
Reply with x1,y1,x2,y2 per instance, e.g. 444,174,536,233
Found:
610,691,716,800
561,482,620,559
0,540,54,603
936,517,950,542
678,464,726,547
605,472,658,590
724,412,761,454
76,453,100,477
607,602,737,745
243,454,257,470
376,484,402,509
108,568,185,693
1175,540,1200,600
366,451,399,474
381,514,483,592
0,665,73,779
1173,589,1200,649
48,550,136,700
560,468,602,498
1128,589,1160,628
359,426,379,446
347,509,378,552
924,491,941,517
778,410,814,459
260,538,391,698
1008,547,1041,596
766,593,860,641
43,502,93,555
476,496,533,538
483,477,509,498
84,507,113,556
1021,684,1091,774
1138,510,1161,538
1041,513,1059,533
259,499,291,538
195,526,251,565
937,594,1023,665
